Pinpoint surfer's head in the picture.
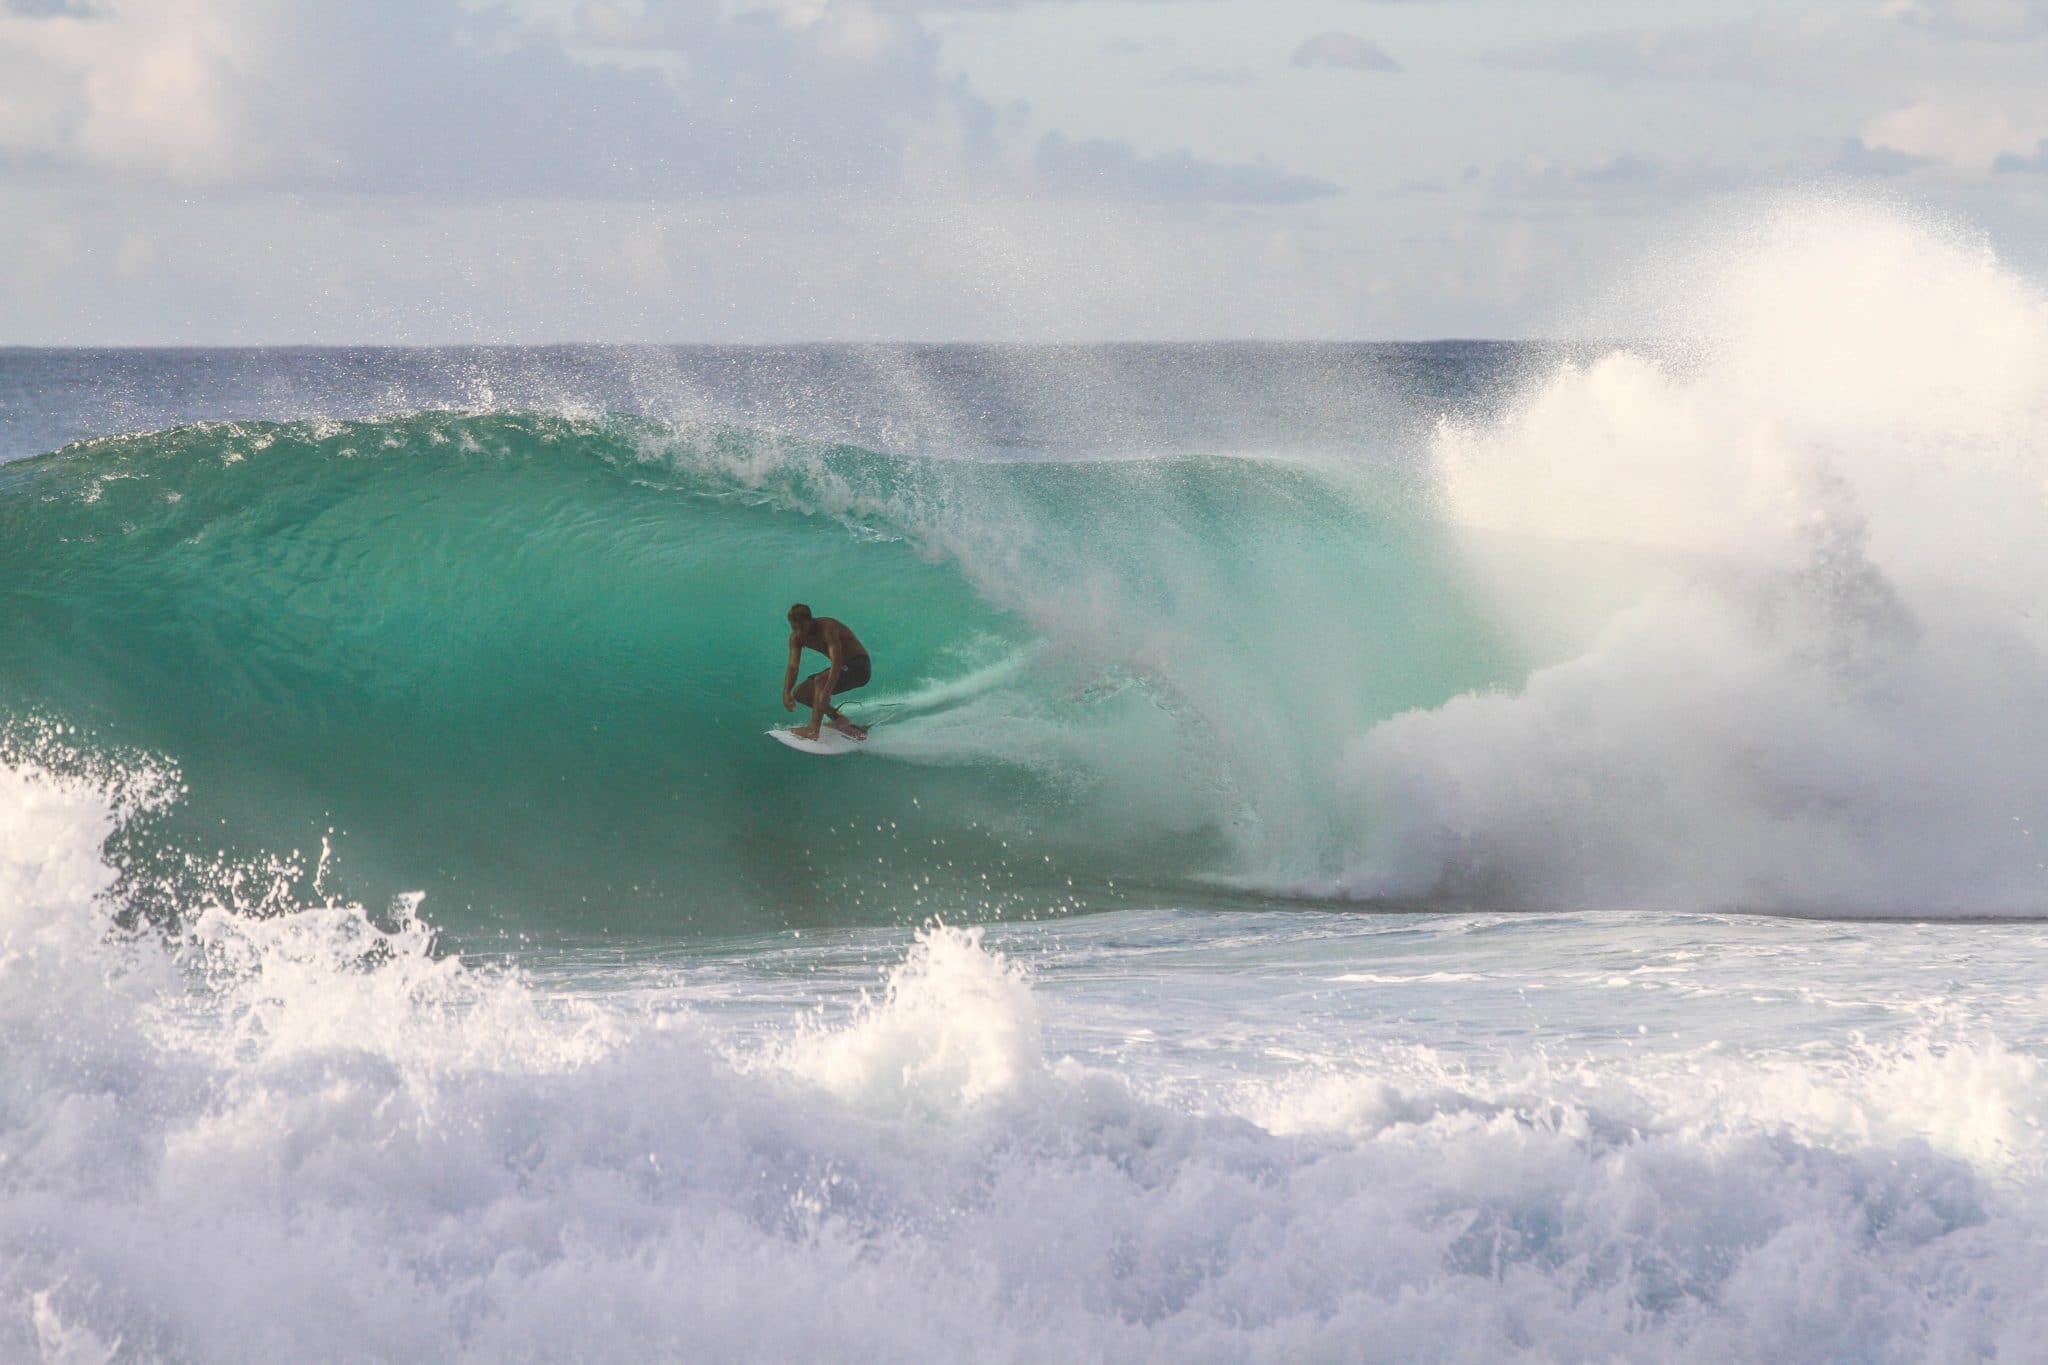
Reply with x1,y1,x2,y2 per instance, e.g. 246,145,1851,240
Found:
787,603,812,627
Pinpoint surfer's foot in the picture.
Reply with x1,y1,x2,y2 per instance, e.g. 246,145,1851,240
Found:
828,718,867,740
789,723,822,740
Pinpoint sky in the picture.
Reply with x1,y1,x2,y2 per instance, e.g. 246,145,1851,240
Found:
4,0,2048,343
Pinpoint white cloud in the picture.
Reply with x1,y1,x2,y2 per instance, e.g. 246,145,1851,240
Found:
1860,100,2045,174
1290,32,1400,73
1494,5,2048,179
1836,136,1933,177
0,0,1333,208
0,0,299,184
6,0,2048,344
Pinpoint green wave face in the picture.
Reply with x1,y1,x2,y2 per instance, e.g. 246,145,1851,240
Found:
0,413,1512,937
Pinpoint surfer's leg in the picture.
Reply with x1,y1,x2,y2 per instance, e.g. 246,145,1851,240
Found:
825,657,870,737
790,671,832,738
823,699,864,737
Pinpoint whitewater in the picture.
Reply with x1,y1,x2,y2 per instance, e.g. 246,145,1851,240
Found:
6,202,2048,1360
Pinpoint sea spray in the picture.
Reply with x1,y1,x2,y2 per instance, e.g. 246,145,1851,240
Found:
767,924,1043,1119
1341,202,2048,914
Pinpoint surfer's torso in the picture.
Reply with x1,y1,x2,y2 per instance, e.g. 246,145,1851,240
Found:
793,616,867,664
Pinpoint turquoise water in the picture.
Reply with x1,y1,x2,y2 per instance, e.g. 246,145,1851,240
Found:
0,409,1512,936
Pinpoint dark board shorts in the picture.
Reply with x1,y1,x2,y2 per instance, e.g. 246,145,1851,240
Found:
815,653,870,695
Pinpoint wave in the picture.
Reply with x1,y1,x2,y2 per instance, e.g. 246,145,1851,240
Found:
0,410,1503,933
5,201,2046,923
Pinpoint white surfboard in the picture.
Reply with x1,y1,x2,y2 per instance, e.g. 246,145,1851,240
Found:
766,725,866,756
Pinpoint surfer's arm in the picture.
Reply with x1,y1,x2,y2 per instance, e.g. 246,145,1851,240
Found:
782,637,801,712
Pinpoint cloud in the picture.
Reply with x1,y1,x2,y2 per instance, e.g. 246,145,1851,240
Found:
0,0,968,194
1836,136,1933,177
1490,24,1790,86
1993,139,2048,172
1290,32,1400,72
1487,9,2037,89
1493,7,2048,178
0,0,1329,207
1857,100,2045,173
1576,152,1658,186
1886,0,2048,40
1491,5,2048,92
1034,132,1340,205
0,0,291,184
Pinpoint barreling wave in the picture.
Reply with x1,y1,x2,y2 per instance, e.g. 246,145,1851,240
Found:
10,204,2047,928
0,410,1502,935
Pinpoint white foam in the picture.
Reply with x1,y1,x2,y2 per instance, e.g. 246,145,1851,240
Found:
0,749,129,917
765,924,1044,1118
7,750,2048,1360
1339,200,2048,914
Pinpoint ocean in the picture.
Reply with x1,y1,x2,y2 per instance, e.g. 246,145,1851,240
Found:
6,204,2048,1361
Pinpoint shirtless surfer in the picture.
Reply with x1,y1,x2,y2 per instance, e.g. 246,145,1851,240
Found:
782,603,871,741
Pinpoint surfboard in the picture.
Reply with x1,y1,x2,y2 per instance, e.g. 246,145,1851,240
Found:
766,725,866,756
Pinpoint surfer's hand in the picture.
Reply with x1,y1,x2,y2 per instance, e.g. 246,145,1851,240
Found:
782,692,795,712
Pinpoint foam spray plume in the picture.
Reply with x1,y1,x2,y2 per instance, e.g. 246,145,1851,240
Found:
1342,201,2048,915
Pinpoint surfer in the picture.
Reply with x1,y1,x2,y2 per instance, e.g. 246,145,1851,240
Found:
782,603,871,741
